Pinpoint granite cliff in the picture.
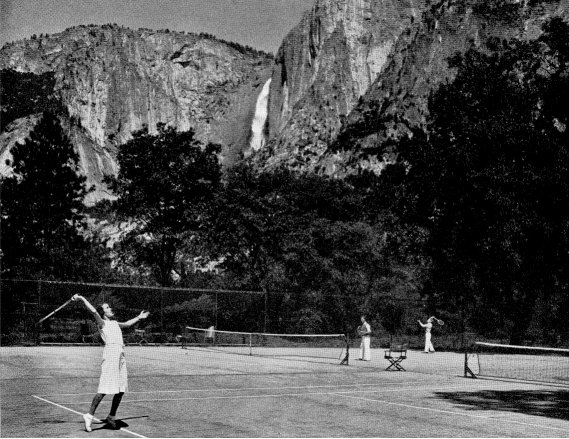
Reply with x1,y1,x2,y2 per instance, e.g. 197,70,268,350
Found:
256,0,569,175
2,1,569,200
0,25,272,203
260,0,425,172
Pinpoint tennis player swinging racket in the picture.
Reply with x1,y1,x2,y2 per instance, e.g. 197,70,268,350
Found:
72,294,149,432
417,316,443,353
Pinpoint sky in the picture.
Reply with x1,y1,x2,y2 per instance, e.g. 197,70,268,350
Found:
0,0,314,54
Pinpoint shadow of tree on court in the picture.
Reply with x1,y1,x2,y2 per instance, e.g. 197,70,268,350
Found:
435,389,569,421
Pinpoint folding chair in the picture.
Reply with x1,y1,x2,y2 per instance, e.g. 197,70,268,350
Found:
384,343,407,371
134,328,148,345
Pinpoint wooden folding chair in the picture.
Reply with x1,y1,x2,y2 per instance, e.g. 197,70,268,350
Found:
384,343,407,371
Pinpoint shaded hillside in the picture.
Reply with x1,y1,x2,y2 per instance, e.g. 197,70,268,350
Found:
0,70,62,132
327,0,569,173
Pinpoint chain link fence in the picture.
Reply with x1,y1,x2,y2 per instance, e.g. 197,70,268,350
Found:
1,278,543,350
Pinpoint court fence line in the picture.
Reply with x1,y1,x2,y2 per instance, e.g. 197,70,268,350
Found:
3,278,560,352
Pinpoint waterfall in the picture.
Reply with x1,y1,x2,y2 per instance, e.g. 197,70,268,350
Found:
249,78,272,151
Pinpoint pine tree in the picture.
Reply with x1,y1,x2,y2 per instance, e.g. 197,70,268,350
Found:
1,112,92,278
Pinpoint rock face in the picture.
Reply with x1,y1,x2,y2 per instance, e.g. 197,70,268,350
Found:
257,0,569,175
3,2,569,197
260,0,425,171
329,0,569,173
0,25,273,203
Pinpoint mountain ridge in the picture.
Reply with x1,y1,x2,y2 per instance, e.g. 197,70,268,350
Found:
0,24,273,203
255,0,569,176
2,2,569,202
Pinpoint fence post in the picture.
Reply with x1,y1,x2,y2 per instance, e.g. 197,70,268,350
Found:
160,290,164,340
263,290,267,333
215,293,218,328
36,280,42,345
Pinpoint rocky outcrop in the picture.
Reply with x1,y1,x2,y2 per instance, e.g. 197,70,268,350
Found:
328,0,569,173
259,0,425,171
0,25,273,203
4,1,568,194
255,0,569,175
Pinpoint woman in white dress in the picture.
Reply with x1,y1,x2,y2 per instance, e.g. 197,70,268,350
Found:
418,316,436,353
72,294,149,432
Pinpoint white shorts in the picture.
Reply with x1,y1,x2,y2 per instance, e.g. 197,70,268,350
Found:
98,346,128,394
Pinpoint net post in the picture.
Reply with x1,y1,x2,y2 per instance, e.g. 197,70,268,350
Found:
464,350,477,379
340,333,349,365
248,333,252,356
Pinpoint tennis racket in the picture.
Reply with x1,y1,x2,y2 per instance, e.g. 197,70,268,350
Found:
36,298,73,325
436,318,445,326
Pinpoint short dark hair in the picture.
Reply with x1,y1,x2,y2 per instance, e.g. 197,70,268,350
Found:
99,303,108,317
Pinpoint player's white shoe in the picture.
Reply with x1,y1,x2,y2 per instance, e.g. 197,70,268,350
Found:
83,413,93,432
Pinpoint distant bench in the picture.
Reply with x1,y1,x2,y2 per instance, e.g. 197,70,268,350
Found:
384,343,407,371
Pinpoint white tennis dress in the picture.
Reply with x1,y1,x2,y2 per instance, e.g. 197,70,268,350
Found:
98,320,128,394
424,322,435,353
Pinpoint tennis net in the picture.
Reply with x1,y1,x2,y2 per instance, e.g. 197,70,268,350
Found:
182,326,349,364
465,342,569,386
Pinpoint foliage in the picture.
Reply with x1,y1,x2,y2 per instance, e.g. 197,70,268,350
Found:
205,165,428,334
163,296,215,332
0,70,62,132
103,124,222,286
384,18,569,343
472,0,522,23
0,112,108,280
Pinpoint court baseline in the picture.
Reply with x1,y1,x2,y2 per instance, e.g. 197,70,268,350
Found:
32,395,147,438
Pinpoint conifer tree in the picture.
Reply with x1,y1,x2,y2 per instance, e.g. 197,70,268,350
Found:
1,112,92,278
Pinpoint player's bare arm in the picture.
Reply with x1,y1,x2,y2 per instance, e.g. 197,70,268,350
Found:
119,311,150,328
73,294,104,328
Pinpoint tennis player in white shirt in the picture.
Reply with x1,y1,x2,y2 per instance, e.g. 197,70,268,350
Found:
358,316,372,361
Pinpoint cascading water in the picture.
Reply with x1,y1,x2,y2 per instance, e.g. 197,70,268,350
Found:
249,78,272,151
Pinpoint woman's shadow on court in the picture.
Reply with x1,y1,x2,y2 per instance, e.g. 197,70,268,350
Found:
435,389,569,421
89,415,148,431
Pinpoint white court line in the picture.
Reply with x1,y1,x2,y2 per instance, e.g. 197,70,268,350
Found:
58,385,478,405
32,395,147,438
37,381,432,397
334,393,569,433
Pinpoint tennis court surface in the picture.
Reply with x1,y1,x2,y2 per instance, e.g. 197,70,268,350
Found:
2,345,568,438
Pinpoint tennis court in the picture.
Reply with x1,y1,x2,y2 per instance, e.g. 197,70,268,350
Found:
2,345,568,437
